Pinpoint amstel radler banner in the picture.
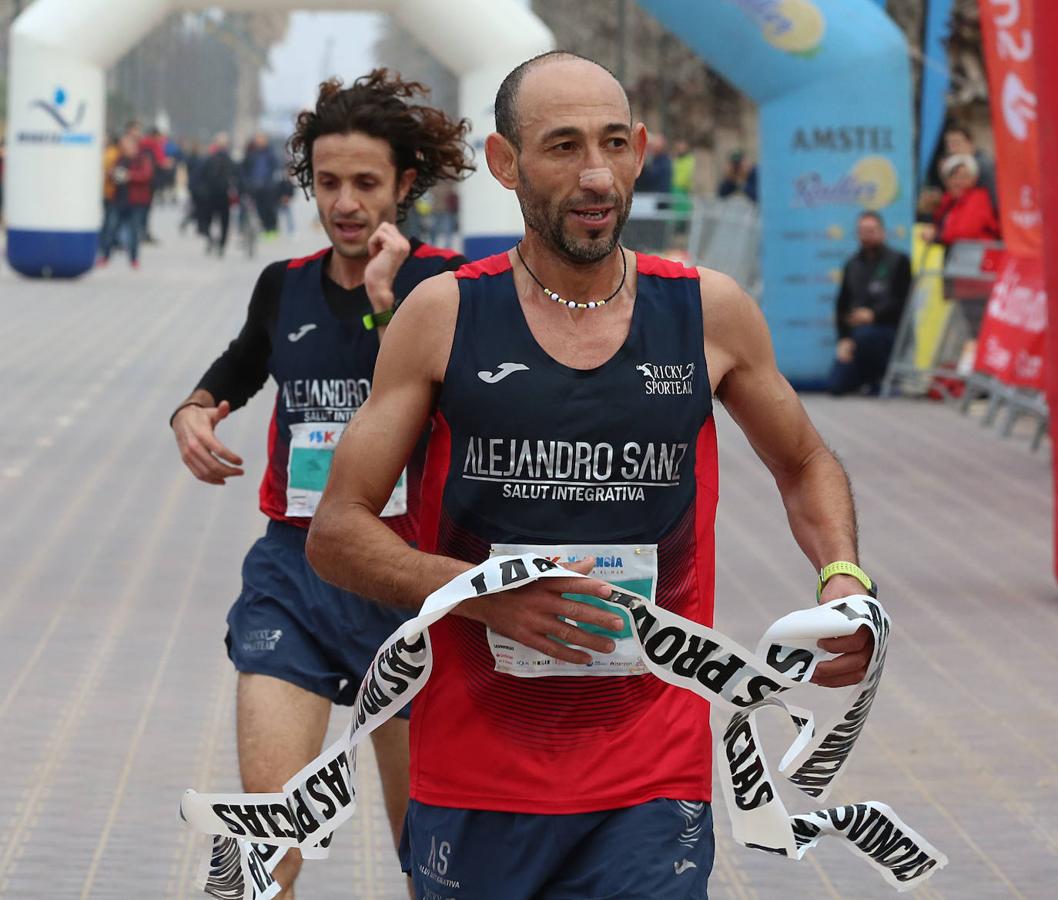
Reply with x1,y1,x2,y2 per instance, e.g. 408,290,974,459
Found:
180,555,947,899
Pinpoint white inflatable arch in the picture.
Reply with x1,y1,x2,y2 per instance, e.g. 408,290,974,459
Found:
4,0,553,277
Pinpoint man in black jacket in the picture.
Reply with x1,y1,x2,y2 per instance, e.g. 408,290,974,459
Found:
199,132,238,256
828,211,911,395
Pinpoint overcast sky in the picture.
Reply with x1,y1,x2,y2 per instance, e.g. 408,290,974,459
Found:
261,12,381,118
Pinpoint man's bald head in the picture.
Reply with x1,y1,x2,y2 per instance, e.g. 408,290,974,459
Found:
494,51,629,150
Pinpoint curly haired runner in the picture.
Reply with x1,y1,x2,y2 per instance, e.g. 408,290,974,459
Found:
169,70,473,898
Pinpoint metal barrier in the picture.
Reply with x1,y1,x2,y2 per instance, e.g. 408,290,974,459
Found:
687,196,762,297
958,377,1050,451
623,194,762,298
882,239,1049,450
621,192,685,259
882,240,1002,399
879,256,946,398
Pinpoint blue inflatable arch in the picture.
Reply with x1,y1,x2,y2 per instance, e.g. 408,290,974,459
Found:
639,0,914,384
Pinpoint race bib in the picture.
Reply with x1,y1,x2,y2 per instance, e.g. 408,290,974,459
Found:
487,543,657,677
380,469,407,518
286,422,406,518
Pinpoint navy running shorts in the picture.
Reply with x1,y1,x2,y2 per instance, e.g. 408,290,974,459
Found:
225,519,414,711
399,798,714,899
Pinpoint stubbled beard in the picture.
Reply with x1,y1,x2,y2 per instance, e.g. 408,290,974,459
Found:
319,188,400,258
331,236,369,259
517,177,632,265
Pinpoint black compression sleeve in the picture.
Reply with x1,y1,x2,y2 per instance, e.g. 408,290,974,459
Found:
194,261,285,411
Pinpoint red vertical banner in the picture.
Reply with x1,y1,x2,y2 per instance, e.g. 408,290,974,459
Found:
978,0,1042,258
1034,2,1058,583
974,255,1046,389
975,0,1047,390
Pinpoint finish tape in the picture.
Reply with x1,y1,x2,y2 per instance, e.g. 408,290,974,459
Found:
180,554,946,897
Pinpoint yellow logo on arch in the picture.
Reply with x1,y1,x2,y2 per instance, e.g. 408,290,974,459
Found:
736,0,827,55
850,156,899,210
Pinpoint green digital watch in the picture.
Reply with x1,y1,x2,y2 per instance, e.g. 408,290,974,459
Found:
817,561,877,600
362,308,395,331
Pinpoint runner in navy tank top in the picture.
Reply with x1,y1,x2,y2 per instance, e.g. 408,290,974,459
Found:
169,70,473,897
310,53,877,899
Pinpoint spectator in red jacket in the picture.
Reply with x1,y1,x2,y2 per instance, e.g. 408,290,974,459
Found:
926,154,1000,247
139,126,173,243
99,133,154,268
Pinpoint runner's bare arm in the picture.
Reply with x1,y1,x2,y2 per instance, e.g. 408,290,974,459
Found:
306,274,622,662
701,269,871,686
363,222,410,341
702,268,856,569
171,390,245,485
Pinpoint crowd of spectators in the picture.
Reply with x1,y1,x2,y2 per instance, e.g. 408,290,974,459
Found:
99,123,300,266
632,134,758,207
717,150,758,204
96,121,465,263
0,101,1012,422
920,124,1001,248
829,122,1004,396
87,114,1006,406
99,123,157,268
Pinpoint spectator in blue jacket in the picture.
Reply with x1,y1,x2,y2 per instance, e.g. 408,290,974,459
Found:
241,132,280,235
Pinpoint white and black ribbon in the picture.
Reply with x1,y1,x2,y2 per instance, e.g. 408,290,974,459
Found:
193,837,286,900
180,555,946,897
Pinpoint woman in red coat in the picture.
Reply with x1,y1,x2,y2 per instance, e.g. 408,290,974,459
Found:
927,153,1001,246
99,133,155,268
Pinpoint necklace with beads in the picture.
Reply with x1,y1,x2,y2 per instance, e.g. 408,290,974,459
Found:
515,242,627,310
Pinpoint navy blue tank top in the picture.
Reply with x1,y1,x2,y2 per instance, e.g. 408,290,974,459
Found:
260,244,463,540
414,251,722,813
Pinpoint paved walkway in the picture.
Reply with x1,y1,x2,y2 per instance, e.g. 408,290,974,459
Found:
0,211,1055,898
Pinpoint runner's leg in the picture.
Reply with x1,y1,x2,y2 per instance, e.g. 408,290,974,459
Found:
217,203,231,255
827,352,863,396
127,207,144,265
237,672,331,900
370,717,412,897
369,717,411,849
853,324,898,391
322,569,416,860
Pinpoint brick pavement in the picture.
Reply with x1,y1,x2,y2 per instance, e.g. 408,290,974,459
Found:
0,210,1054,898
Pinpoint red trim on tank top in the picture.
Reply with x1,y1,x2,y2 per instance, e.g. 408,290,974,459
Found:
259,395,299,523
257,392,417,533
693,417,719,628
418,412,452,553
257,395,307,529
635,252,699,279
413,243,462,261
694,416,719,800
454,252,513,280
265,513,310,529
287,247,330,269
